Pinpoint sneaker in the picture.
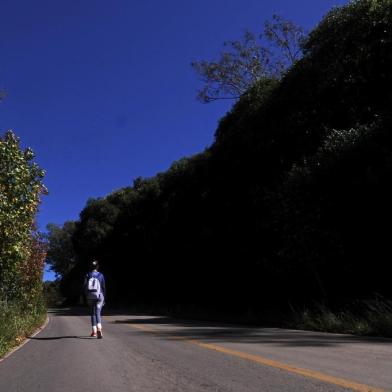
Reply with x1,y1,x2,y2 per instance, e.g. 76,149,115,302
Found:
97,330,103,339
90,332,97,337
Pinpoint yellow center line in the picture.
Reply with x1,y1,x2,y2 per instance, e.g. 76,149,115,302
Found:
127,323,385,392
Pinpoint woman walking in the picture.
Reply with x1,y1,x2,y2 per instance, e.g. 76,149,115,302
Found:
85,260,105,338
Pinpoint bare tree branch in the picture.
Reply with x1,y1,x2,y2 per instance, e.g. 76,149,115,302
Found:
192,15,306,103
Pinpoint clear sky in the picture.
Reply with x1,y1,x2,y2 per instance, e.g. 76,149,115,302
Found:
0,0,347,280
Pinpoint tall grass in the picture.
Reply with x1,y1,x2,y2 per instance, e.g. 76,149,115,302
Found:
0,297,46,358
290,297,392,337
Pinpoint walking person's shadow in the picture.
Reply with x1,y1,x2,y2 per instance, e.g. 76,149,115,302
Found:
29,336,94,340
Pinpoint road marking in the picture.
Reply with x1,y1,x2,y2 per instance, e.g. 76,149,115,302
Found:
128,323,385,392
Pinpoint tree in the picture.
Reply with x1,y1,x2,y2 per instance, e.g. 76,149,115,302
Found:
263,15,305,70
191,15,305,102
0,131,47,300
45,221,77,278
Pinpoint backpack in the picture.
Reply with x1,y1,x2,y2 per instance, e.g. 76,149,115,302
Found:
86,273,101,301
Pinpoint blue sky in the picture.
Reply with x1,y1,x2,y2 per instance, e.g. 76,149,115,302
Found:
0,0,347,280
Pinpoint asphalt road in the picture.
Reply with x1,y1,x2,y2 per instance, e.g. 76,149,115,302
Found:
0,308,390,391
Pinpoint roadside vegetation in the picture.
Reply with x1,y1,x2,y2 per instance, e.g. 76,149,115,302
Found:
290,297,392,337
47,0,392,337
0,299,46,358
0,132,47,358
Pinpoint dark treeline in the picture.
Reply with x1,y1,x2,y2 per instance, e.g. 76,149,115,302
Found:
48,1,392,314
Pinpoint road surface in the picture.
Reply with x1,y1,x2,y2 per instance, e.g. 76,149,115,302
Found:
0,308,390,391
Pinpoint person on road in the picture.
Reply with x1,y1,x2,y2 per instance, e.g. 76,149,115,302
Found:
84,260,105,339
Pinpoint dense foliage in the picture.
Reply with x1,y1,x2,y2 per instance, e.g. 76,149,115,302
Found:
49,0,392,313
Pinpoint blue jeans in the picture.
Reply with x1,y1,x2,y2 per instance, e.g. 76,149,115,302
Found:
88,295,104,327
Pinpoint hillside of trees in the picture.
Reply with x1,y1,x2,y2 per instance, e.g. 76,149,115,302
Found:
47,0,392,316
